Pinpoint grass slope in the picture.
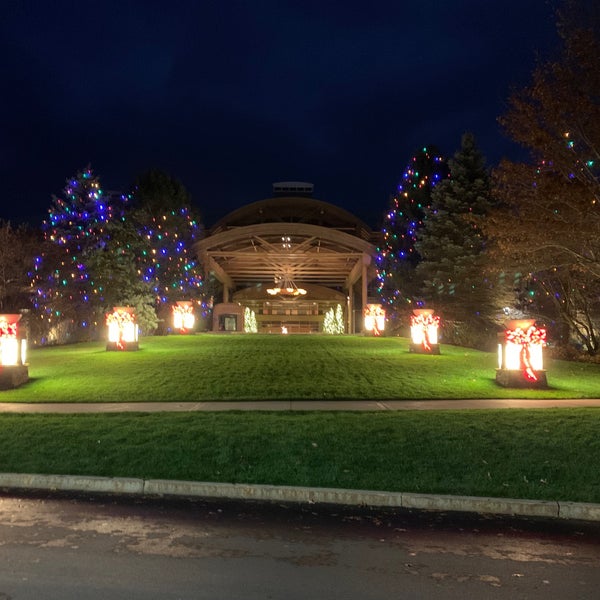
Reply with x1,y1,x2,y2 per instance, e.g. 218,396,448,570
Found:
1,409,599,503
4,334,599,402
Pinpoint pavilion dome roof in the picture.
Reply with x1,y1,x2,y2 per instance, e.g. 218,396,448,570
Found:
210,196,374,242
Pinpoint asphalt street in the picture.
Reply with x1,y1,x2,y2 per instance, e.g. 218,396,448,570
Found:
1,492,599,599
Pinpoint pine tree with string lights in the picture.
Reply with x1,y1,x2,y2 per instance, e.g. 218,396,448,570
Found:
415,133,494,321
32,165,128,342
137,206,203,302
376,146,449,317
132,170,205,332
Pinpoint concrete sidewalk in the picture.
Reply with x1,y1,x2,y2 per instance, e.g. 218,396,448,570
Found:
1,398,600,412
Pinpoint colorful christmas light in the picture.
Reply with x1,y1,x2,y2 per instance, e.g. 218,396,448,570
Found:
31,165,207,343
32,167,130,340
138,208,203,304
376,147,449,306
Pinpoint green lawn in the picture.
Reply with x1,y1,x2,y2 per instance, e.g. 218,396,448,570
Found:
1,409,599,503
4,334,600,402
2,335,599,504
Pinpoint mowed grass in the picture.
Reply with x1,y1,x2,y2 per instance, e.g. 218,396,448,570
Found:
0,409,599,503
4,334,600,402
2,336,600,503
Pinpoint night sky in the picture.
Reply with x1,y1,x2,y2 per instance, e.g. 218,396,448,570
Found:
1,1,559,229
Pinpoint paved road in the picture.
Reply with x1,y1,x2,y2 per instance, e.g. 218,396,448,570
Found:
1,492,599,599
1,398,600,412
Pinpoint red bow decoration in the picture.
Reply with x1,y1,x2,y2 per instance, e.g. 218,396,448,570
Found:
505,326,547,381
0,320,17,338
106,310,135,349
411,313,440,351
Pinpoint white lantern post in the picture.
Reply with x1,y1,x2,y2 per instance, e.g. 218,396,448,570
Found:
106,307,139,351
496,319,547,387
0,314,29,388
409,308,440,354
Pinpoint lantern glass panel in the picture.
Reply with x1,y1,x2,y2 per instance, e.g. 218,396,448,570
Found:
1,338,19,365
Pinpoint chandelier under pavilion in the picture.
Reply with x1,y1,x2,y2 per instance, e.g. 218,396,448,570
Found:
267,273,307,297
266,236,307,297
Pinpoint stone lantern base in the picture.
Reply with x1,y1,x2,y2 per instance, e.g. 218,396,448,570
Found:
106,341,140,351
496,369,547,388
409,343,440,355
0,365,29,389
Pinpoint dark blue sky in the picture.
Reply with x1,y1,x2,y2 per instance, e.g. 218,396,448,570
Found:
1,1,559,228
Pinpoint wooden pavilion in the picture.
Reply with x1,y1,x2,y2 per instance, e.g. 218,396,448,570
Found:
194,183,380,333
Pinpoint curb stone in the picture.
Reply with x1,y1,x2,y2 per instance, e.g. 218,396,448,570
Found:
1,472,599,523
0,473,144,495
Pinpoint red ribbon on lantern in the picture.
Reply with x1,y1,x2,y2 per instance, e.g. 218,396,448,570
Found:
411,313,440,351
0,320,17,339
505,326,547,381
106,310,135,349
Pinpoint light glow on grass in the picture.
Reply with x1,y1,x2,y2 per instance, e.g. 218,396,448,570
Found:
2,335,600,402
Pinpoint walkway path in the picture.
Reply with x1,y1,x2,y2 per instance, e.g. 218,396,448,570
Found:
1,398,600,413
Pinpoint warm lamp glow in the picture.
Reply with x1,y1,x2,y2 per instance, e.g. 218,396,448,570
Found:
410,309,439,349
20,339,27,365
267,285,307,297
364,304,385,335
498,324,546,381
0,314,26,366
267,274,306,297
173,301,195,332
106,307,138,349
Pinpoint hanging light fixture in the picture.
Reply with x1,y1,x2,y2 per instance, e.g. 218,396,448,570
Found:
267,274,307,297
267,235,307,297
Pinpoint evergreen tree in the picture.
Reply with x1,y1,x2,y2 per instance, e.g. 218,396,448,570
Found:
32,165,128,342
334,303,345,334
131,170,204,332
86,215,158,335
136,206,203,302
132,168,192,216
323,304,345,334
376,146,449,316
415,133,494,321
0,222,37,312
244,307,258,333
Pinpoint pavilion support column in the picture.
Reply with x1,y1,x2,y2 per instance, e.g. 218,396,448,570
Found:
223,285,230,304
361,260,368,333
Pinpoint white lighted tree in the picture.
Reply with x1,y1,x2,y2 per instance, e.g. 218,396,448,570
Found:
244,307,257,333
323,304,345,334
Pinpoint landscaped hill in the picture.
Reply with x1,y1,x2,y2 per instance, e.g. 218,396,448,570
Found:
4,335,599,402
